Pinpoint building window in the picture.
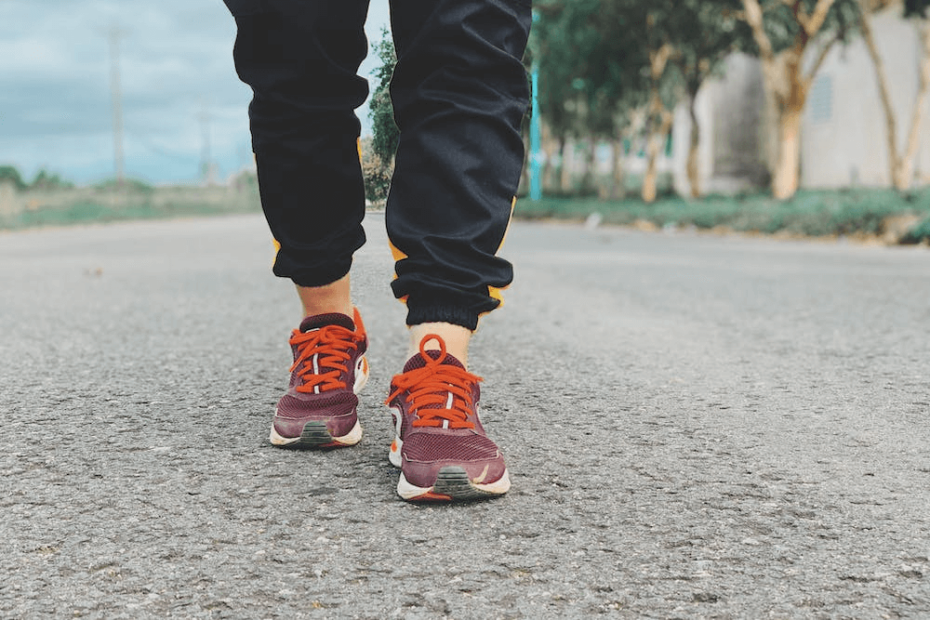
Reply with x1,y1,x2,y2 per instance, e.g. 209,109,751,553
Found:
809,75,833,124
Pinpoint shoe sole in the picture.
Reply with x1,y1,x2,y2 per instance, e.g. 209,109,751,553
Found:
388,415,510,501
269,419,363,448
269,355,368,449
397,467,511,502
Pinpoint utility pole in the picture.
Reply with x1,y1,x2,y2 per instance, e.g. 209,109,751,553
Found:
198,103,215,185
108,25,127,187
529,10,543,201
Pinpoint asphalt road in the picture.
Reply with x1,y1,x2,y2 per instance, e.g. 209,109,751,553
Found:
2,213,929,619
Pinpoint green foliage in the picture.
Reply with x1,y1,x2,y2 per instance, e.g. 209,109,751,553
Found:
0,187,262,231
900,214,930,243
748,0,860,56
364,29,398,202
534,0,614,139
30,169,74,191
671,0,750,97
369,29,399,165
904,0,930,18
0,165,26,190
360,138,392,203
515,188,930,239
534,0,752,141
92,177,154,193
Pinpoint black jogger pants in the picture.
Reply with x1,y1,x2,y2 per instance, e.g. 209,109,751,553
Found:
224,0,531,330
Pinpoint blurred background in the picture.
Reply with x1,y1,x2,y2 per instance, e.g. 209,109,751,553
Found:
2,0,930,242
0,0,389,185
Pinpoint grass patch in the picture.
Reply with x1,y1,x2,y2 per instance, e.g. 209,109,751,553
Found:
901,214,930,244
5,182,929,244
516,187,930,240
0,185,261,231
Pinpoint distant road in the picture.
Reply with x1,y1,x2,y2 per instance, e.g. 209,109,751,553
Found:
2,214,928,618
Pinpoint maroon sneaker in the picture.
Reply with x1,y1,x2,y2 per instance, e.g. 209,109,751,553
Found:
385,334,510,501
270,308,369,448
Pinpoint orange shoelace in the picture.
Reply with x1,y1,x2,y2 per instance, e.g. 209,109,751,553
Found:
385,335,481,429
290,325,360,393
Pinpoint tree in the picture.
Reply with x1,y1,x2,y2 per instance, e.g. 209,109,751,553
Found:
537,0,751,202
367,29,399,201
0,165,26,190
535,0,611,194
739,0,858,199
30,169,73,191
859,0,930,191
670,1,749,198
536,0,674,201
593,0,678,203
595,0,752,201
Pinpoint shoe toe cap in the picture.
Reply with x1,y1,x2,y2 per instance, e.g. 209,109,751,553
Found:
401,433,506,487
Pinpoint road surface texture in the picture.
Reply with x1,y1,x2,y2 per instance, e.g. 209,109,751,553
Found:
2,214,929,619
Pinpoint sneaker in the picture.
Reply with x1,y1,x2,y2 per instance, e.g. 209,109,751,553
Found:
269,308,369,448
385,334,510,501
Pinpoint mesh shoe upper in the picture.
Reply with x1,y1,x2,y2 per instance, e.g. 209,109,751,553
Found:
272,309,368,442
386,335,507,493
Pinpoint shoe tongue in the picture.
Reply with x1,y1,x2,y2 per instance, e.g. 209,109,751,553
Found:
403,348,465,373
299,313,355,333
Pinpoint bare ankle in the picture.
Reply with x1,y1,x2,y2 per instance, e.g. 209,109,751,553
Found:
296,274,352,318
409,322,473,367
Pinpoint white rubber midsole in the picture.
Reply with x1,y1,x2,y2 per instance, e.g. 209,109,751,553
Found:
389,434,403,468
396,469,511,500
268,353,369,446
269,418,363,446
353,355,369,393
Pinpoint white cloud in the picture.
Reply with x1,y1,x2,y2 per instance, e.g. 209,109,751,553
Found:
0,0,391,184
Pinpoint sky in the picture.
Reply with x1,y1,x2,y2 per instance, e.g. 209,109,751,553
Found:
0,0,392,186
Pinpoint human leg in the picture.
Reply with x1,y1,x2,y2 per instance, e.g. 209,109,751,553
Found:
226,0,370,292
384,0,532,500
224,0,371,447
296,274,353,320
386,0,532,336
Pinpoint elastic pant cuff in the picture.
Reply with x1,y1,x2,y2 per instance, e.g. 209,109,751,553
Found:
282,259,353,289
405,300,481,332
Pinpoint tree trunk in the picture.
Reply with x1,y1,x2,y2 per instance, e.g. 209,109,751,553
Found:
687,95,702,199
860,2,904,189
642,44,674,204
899,22,930,190
642,111,674,203
859,3,930,192
741,0,841,200
611,137,626,200
559,137,572,194
772,108,803,200
581,136,597,196
520,126,531,195
542,125,556,192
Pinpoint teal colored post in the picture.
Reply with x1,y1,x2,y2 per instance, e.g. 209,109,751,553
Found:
530,62,542,201
529,10,542,201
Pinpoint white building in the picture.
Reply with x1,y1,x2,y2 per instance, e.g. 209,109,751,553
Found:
673,6,930,194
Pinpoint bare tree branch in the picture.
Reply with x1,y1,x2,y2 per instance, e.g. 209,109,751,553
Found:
742,0,775,62
649,43,675,80
902,22,930,178
804,28,844,87
859,0,901,177
796,0,813,33
806,0,838,37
